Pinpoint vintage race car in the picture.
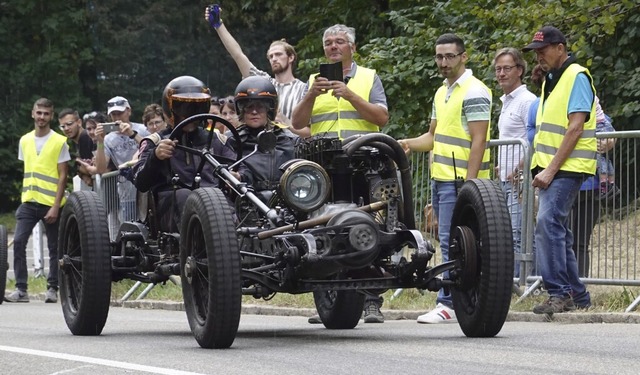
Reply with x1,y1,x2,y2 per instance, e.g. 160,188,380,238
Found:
57,114,513,348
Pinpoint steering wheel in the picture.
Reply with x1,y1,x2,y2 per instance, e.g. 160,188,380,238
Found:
168,113,243,162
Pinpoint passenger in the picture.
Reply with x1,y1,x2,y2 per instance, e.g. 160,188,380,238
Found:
132,76,237,232
58,108,95,188
226,76,295,191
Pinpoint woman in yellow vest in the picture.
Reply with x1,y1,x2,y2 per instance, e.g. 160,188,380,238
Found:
5,98,70,304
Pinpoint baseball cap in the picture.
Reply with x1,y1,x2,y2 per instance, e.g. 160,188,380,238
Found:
107,96,131,115
522,26,567,52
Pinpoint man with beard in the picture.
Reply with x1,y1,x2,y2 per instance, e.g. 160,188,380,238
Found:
58,108,95,187
5,98,70,304
398,33,492,324
204,6,308,137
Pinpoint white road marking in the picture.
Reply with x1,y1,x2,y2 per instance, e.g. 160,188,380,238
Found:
0,345,206,375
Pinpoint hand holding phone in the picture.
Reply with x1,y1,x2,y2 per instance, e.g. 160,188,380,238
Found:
99,122,119,134
319,61,343,82
207,4,222,29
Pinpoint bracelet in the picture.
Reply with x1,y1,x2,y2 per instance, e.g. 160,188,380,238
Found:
97,143,104,149
129,130,138,139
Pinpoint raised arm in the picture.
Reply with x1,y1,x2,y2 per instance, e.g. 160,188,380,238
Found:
204,7,253,78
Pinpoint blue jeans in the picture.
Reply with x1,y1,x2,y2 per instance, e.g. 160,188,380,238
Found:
501,181,522,277
432,180,457,308
535,176,590,303
12,202,60,292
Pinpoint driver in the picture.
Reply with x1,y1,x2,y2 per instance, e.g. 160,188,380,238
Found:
132,75,238,232
226,76,296,191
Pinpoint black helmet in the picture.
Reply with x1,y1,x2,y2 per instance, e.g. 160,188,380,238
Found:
234,76,278,121
162,76,211,126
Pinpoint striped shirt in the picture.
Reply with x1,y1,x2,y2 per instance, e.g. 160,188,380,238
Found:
249,67,306,121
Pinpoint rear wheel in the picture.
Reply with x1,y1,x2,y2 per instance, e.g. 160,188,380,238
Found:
313,289,365,329
0,225,8,304
58,191,112,335
181,188,241,349
450,179,513,337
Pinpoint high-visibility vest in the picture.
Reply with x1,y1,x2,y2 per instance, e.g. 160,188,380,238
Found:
532,64,597,174
431,77,491,181
309,66,379,139
20,130,67,206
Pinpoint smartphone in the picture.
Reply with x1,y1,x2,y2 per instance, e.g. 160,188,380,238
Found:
100,122,119,134
208,4,222,28
319,61,343,81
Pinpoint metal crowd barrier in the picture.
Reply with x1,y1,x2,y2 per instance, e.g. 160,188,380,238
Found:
93,171,138,241
410,131,640,312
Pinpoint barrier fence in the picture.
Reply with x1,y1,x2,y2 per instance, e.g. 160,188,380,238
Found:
411,130,640,311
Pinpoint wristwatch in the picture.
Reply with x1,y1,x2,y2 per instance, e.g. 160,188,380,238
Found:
129,130,138,139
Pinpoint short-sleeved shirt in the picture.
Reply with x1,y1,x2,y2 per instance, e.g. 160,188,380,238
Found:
249,66,306,121
103,122,149,168
431,69,491,132
18,130,71,164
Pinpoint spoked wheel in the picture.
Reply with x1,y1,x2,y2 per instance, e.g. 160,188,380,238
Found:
0,225,8,304
449,179,513,337
313,288,365,329
58,191,112,335
181,187,241,349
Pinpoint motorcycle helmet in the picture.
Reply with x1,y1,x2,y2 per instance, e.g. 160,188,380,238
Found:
234,76,278,121
162,76,211,126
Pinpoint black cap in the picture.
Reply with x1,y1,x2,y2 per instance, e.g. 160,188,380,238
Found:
522,26,567,52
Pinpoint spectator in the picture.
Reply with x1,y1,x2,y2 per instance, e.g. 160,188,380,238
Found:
220,95,240,129
204,6,309,137
399,33,492,324
292,24,389,324
292,24,389,140
4,98,70,303
208,95,226,134
95,96,150,222
58,108,95,188
522,26,595,314
142,103,167,134
492,48,536,278
133,76,237,232
83,111,107,144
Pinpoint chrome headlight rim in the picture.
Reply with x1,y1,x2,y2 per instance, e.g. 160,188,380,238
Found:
279,160,330,213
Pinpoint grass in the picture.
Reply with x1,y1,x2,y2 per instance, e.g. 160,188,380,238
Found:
8,276,639,313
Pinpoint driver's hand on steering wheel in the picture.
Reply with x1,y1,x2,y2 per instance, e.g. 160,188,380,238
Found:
154,139,178,160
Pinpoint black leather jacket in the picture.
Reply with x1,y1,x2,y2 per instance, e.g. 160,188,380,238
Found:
227,123,296,190
133,127,238,193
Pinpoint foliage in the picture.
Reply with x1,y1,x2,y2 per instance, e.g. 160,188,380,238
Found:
0,0,638,212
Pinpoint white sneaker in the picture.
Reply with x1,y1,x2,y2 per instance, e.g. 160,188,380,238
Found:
416,303,457,324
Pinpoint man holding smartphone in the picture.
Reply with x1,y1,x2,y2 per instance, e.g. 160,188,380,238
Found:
292,24,389,324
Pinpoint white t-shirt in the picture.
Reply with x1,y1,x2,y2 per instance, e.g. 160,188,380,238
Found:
18,129,71,164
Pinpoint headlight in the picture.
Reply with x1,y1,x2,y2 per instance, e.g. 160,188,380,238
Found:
280,160,330,212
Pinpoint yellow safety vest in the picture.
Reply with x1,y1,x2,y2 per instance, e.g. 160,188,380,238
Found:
531,64,596,174
309,66,379,139
431,77,491,181
20,130,67,206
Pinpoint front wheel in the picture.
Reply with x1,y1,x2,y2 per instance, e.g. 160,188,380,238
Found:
58,191,112,335
450,179,513,337
313,289,365,329
181,188,241,349
0,225,8,304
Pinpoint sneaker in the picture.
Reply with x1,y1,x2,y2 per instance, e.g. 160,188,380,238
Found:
363,300,384,323
44,288,58,303
308,314,322,324
533,295,575,314
4,289,29,303
416,303,457,324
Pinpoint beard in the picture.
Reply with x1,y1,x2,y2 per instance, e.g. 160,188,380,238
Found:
271,61,288,75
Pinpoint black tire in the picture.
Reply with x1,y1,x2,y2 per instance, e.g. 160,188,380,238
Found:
313,289,365,329
58,191,112,335
181,188,241,349
450,179,513,337
0,225,7,305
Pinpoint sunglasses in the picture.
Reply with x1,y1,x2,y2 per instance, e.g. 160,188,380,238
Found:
218,98,234,106
107,99,129,108
83,111,98,121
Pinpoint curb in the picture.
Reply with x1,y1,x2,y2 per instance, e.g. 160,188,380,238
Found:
113,299,640,324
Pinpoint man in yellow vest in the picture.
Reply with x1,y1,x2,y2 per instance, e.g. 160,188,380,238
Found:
399,33,492,324
291,24,389,139
292,24,389,323
523,26,596,314
4,98,70,303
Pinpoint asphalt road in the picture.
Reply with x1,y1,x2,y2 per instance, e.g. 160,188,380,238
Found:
1,302,639,375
